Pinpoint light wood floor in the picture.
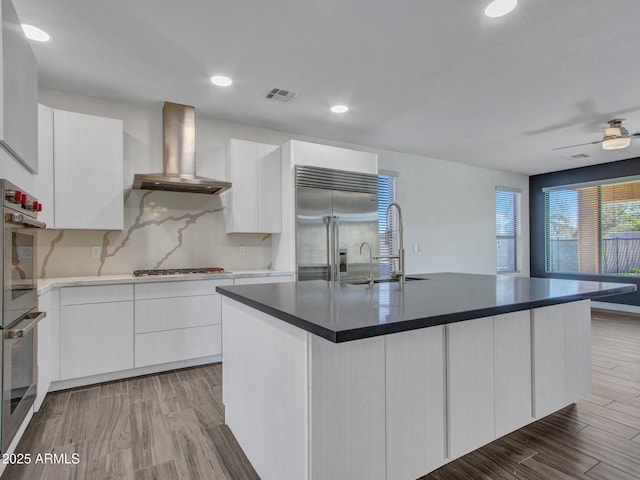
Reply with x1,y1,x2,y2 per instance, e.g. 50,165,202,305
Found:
1,364,258,480
2,309,640,480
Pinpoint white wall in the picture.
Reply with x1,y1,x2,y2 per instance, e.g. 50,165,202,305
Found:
35,88,529,277
379,152,529,276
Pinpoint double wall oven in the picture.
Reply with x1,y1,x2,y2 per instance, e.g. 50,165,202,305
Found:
1,179,45,452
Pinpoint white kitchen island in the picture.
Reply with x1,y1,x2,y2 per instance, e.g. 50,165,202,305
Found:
217,273,635,480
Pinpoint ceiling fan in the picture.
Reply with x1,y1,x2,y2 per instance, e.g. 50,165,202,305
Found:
552,119,640,151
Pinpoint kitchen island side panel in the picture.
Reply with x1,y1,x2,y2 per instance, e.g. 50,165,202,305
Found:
221,298,308,480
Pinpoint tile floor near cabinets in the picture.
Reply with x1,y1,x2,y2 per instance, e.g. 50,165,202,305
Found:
1,365,258,480
2,309,640,480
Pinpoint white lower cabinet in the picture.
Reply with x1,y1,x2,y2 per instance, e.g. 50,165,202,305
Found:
493,310,533,437
39,273,293,388
59,301,134,380
532,303,568,418
447,316,495,459
309,334,386,480
135,295,221,333
564,300,592,403
135,325,221,367
133,279,231,367
385,326,445,479
532,300,592,418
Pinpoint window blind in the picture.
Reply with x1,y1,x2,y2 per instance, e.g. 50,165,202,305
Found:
378,173,396,277
545,178,640,276
496,188,520,272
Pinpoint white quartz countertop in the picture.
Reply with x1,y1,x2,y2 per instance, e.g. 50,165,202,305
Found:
37,270,294,295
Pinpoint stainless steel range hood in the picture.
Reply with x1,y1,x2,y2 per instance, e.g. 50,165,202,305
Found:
133,102,231,194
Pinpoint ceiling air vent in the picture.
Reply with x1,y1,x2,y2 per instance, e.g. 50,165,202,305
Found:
264,87,298,103
569,153,591,159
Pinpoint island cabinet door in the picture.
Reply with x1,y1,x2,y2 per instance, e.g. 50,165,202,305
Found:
309,335,386,480
493,310,533,437
564,299,592,403
385,326,446,480
447,316,495,460
532,303,567,418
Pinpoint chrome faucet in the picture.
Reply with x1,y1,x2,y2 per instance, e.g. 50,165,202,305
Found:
359,241,375,288
373,202,405,285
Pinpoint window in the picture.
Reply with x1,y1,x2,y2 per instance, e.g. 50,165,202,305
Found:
378,171,398,277
496,187,521,273
545,177,640,276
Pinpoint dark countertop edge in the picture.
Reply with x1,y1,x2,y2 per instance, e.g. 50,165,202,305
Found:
216,284,635,343
217,288,339,342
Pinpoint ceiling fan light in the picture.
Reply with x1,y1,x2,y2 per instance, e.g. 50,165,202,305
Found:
605,126,622,137
602,136,631,150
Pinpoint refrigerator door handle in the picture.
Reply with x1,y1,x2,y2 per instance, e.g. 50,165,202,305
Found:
333,215,340,281
325,216,334,281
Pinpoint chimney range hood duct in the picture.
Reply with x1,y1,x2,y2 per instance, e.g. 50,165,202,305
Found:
133,102,231,195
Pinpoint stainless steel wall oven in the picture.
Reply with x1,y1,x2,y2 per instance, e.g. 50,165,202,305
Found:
1,179,45,452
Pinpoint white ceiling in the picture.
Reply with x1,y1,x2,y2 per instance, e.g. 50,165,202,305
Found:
13,0,640,175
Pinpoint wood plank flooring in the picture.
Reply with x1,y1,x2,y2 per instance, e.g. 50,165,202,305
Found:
1,365,258,480
2,308,639,480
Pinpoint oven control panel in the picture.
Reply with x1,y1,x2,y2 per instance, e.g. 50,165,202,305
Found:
1,179,42,218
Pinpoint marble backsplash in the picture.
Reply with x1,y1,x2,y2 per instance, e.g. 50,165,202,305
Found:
37,189,272,278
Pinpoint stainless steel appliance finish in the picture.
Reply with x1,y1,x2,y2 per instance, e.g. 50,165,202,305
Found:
2,180,45,328
132,102,232,195
133,267,228,276
1,179,45,452
295,166,379,282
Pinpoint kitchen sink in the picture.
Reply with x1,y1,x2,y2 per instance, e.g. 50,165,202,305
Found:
345,276,428,285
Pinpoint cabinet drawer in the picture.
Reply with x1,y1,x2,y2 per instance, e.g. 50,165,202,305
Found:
134,279,233,300
59,301,134,380
135,325,221,367
135,295,221,333
61,284,133,305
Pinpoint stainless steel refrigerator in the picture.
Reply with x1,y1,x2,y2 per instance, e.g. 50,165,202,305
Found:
295,165,379,282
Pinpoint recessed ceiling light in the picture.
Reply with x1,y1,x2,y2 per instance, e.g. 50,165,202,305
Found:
210,75,233,87
484,0,517,18
22,24,50,42
331,105,349,114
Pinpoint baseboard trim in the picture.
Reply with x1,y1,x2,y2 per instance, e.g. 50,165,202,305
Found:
591,302,640,317
49,355,222,392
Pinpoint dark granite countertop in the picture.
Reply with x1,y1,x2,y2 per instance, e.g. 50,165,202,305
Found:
216,272,636,343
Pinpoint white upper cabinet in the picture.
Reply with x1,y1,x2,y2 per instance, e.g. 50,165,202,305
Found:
222,139,281,233
33,104,54,227
288,139,378,174
0,0,38,172
53,109,124,230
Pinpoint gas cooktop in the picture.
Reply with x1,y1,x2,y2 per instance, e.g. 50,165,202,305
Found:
133,267,227,277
